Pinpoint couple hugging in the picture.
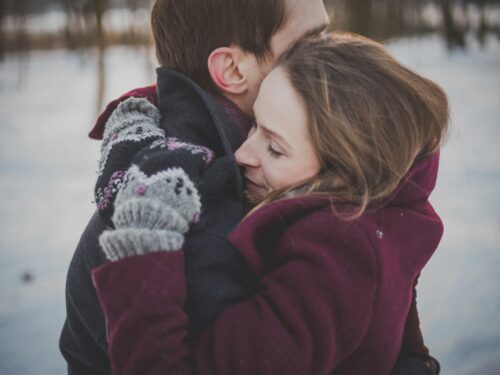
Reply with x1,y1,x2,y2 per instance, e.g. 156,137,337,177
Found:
60,0,448,374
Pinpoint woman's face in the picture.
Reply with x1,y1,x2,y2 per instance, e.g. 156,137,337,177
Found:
235,68,321,200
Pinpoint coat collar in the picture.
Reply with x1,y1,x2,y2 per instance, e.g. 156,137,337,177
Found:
156,68,243,157
89,69,253,157
229,152,441,253
155,68,246,199
89,69,249,200
228,153,442,276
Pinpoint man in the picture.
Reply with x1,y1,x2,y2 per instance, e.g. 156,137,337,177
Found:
60,0,438,373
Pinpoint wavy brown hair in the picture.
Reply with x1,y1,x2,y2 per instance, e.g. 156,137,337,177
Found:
259,33,449,218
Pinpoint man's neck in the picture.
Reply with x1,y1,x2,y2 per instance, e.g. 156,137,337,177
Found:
213,95,254,142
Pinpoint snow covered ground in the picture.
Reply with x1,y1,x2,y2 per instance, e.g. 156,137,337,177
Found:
387,34,500,374
0,33,499,374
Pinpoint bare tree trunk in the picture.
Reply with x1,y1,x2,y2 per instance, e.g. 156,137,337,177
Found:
93,0,108,114
440,0,465,49
10,1,28,53
477,0,487,46
127,0,138,45
0,0,5,59
63,0,78,49
385,0,406,37
348,0,372,36
93,0,107,51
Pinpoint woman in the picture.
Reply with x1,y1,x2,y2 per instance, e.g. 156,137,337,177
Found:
92,33,448,374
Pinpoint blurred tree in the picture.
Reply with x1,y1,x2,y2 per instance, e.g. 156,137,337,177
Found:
440,0,466,48
384,0,405,36
10,1,29,52
1,0,499,53
476,0,488,45
0,0,5,59
92,0,110,114
62,0,82,49
92,0,108,50
347,0,373,36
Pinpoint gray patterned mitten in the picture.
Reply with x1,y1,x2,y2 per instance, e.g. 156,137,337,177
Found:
99,165,201,261
95,97,165,216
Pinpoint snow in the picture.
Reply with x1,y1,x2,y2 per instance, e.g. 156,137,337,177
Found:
387,33,500,374
0,46,154,374
0,33,499,374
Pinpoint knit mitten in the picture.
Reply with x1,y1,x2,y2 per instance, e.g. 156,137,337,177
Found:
95,97,165,217
99,165,201,261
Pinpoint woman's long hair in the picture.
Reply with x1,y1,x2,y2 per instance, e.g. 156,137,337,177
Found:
254,32,449,219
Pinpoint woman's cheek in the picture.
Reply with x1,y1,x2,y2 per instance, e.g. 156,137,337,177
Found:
263,162,284,191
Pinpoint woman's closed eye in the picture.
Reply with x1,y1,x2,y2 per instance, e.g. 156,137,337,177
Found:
267,144,283,158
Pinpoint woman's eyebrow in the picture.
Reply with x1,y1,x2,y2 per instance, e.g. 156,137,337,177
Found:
260,124,291,150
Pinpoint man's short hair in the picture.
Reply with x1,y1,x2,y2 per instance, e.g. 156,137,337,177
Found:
151,0,287,93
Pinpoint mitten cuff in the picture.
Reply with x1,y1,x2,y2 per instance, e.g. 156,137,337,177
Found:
99,228,184,261
112,197,189,233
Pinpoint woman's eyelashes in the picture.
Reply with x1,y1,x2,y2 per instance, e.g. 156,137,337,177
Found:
250,122,284,158
267,144,283,158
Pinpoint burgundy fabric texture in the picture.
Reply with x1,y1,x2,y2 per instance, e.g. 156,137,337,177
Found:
92,153,442,375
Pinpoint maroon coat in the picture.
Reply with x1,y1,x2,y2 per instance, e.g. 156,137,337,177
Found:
92,156,441,373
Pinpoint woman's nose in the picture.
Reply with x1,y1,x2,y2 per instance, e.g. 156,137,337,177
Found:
235,138,259,168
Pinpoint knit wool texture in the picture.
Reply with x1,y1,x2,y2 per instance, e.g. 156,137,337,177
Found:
115,165,201,226
99,229,184,261
112,198,188,233
99,166,202,261
95,97,165,217
95,97,214,221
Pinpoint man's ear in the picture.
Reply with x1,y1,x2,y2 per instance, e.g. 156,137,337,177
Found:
207,47,248,95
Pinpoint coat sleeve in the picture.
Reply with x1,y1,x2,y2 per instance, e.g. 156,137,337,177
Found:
92,227,378,375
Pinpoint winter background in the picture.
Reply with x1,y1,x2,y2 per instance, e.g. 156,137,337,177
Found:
0,0,499,374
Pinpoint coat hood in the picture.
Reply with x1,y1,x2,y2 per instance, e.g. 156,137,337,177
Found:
386,152,440,209
238,152,441,228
